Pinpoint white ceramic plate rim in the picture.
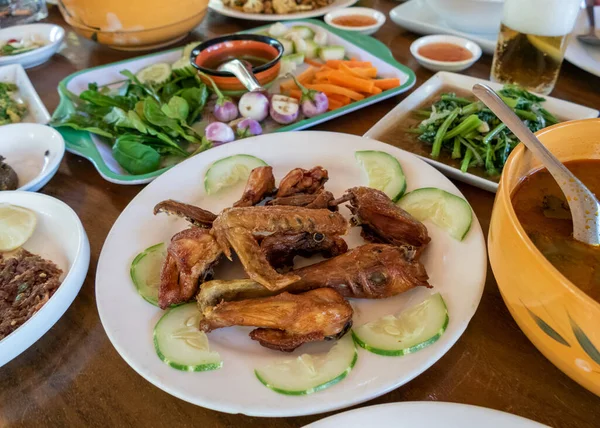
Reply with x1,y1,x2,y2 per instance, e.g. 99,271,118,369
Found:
303,402,549,428
0,191,90,367
96,131,487,417
208,0,358,21
0,24,65,66
364,71,599,193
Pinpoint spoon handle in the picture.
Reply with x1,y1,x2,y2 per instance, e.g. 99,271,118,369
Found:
472,83,600,245
218,59,264,92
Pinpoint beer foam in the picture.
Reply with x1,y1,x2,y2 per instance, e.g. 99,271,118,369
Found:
503,0,581,37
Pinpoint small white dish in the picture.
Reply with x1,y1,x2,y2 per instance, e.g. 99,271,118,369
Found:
0,191,90,367
364,71,599,193
0,123,65,192
410,34,482,72
324,7,386,36
0,24,65,69
0,64,51,124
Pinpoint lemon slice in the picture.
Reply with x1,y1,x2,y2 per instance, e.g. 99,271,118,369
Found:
0,204,37,251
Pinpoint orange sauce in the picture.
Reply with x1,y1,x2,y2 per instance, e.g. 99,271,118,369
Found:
418,43,473,62
332,15,378,27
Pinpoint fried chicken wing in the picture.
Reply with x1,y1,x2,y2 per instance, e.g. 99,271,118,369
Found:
276,166,328,198
154,200,217,228
199,288,353,352
333,187,430,253
233,166,276,207
261,232,348,270
159,228,222,308
267,190,336,210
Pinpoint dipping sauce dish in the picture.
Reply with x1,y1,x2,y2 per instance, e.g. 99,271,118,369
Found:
410,35,482,72
325,7,386,36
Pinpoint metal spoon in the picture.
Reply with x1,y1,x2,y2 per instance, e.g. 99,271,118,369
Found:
577,0,600,46
473,83,600,246
217,59,265,92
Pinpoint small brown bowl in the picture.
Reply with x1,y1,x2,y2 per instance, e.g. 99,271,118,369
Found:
190,34,283,96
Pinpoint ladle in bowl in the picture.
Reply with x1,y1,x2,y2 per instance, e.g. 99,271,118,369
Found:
217,59,265,93
473,83,600,246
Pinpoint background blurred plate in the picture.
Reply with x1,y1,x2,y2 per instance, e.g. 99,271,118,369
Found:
208,0,358,21
565,6,600,78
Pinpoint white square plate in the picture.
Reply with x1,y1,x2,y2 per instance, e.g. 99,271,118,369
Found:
364,72,599,193
0,63,50,124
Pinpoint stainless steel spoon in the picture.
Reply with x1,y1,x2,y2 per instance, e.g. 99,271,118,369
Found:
577,0,600,46
217,59,265,92
473,83,600,246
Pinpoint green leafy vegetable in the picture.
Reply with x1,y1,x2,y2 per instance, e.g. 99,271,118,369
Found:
112,134,161,174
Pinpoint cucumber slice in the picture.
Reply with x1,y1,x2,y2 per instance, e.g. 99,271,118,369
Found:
314,28,328,46
397,188,472,241
255,333,357,395
352,293,449,356
355,150,406,201
204,154,268,195
130,243,166,306
318,45,345,62
172,57,196,77
268,22,288,37
304,39,318,59
291,35,307,54
277,38,294,56
282,53,305,65
289,25,315,39
182,42,201,61
154,303,222,371
136,63,172,84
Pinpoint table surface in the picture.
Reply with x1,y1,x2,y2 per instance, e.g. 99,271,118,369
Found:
1,3,600,427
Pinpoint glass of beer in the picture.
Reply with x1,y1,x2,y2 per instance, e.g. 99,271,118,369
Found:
491,0,581,95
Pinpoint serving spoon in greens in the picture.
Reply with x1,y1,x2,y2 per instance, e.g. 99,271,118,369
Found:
473,83,600,246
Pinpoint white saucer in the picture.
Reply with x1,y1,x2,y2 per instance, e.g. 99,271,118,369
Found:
0,24,65,69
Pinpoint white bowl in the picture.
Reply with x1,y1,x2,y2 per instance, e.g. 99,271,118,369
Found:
424,0,503,35
0,24,65,69
0,64,51,124
324,7,386,36
0,191,90,367
0,123,65,192
410,35,482,72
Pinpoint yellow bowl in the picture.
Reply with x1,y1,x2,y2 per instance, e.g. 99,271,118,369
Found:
57,0,209,51
489,118,600,396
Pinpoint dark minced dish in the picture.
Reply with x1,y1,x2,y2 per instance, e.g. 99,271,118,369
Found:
0,249,63,340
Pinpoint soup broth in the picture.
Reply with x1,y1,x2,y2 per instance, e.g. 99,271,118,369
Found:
512,159,600,303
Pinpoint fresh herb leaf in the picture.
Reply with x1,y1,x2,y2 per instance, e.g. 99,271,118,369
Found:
112,134,161,174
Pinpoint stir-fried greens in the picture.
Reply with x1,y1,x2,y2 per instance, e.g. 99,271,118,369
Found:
51,70,211,175
408,85,559,176
0,82,27,125
0,36,45,56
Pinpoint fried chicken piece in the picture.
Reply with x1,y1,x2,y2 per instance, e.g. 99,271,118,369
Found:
211,206,348,290
233,166,276,207
196,244,430,312
159,228,222,308
267,190,336,210
261,232,348,270
332,187,430,253
272,0,313,14
199,288,353,352
154,199,217,228
276,166,328,198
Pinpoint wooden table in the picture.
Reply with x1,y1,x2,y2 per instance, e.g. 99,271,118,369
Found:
2,3,600,427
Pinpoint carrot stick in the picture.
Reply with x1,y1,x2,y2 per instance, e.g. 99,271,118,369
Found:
325,60,373,69
327,93,351,104
306,83,364,101
280,79,298,91
328,72,375,93
339,63,378,79
369,86,383,95
315,70,334,80
373,78,401,90
288,89,302,100
327,99,345,110
297,66,317,83
304,58,324,67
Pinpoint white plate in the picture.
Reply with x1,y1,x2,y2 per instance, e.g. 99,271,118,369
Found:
304,402,549,428
0,64,51,124
0,24,65,69
96,131,487,417
389,0,497,54
208,0,358,21
364,72,599,193
0,191,90,367
565,6,600,78
0,123,65,191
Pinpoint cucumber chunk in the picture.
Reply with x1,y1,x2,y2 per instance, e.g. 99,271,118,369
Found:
182,42,201,61
397,188,472,240
268,22,288,37
154,303,222,371
130,242,166,306
204,154,268,195
255,333,357,395
277,37,294,56
304,39,318,59
136,63,172,84
289,25,315,39
352,293,449,356
172,57,196,77
282,53,305,65
355,150,406,201
318,45,345,62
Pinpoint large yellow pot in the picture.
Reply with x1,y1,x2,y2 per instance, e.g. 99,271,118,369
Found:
58,0,209,50
489,118,600,396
